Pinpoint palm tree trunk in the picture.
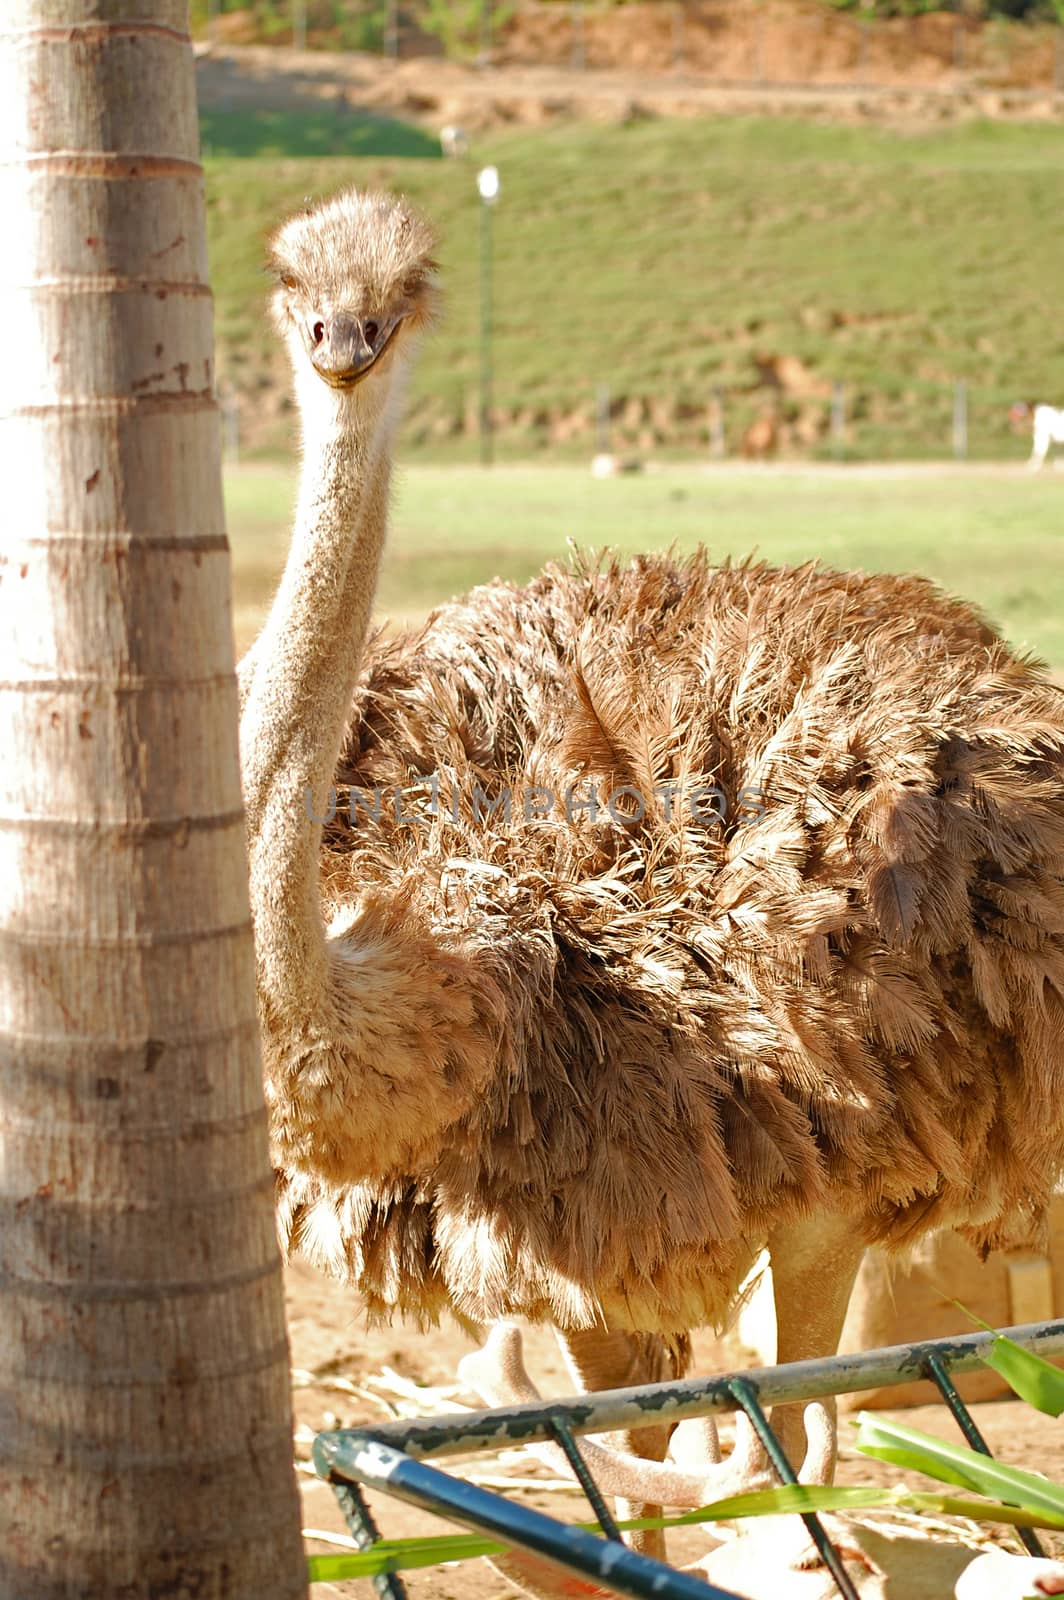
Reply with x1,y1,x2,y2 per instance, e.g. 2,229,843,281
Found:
0,6,307,1597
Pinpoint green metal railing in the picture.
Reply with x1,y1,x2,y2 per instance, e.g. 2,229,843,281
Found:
314,1318,1064,1600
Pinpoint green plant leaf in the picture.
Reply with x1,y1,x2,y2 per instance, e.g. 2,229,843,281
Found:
982,1334,1064,1418
945,1300,1064,1418
306,1475,1064,1582
303,1491,887,1581
669,1483,890,1521
856,1412,1064,1521
308,1535,505,1581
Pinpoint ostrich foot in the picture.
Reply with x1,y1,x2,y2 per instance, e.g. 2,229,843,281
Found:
458,1323,790,1509
458,1327,872,1599
459,1321,843,1600
955,1551,1064,1599
693,1516,880,1600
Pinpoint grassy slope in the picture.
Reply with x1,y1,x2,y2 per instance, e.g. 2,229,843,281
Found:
227,462,1064,670
205,111,1064,458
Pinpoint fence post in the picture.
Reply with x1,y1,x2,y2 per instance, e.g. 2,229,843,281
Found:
831,381,846,457
385,0,399,59
709,387,726,459
596,384,611,456
478,181,495,467
480,0,492,64
953,380,968,462
293,0,306,51
222,390,240,466
571,0,585,69
672,2,685,70
1056,25,1064,92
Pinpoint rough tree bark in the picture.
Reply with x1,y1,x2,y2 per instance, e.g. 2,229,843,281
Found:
0,6,307,1597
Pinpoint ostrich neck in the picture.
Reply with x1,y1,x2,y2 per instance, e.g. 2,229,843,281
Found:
239,385,395,1018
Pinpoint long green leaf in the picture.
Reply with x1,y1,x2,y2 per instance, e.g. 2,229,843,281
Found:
305,1495,862,1583
983,1335,1064,1418
308,1538,504,1581
306,1478,1064,1581
856,1412,1064,1520
667,1484,889,1522
949,1300,1064,1417
903,1492,1064,1531
304,1491,886,1582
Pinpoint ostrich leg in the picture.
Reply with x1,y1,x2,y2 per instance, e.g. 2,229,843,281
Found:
557,1328,687,1561
765,1210,865,1485
695,1212,867,1579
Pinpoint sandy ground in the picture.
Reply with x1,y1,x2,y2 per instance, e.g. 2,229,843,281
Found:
288,1259,1064,1599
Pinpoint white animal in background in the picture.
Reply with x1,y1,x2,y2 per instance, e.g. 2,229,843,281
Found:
1010,400,1064,470
439,124,468,158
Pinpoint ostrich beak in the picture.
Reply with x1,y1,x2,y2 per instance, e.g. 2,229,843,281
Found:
310,312,403,389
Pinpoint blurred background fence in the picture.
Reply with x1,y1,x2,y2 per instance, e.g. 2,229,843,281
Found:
215,369,1045,466
192,0,1064,92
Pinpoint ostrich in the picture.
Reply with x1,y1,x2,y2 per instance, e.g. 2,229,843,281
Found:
239,189,1064,1566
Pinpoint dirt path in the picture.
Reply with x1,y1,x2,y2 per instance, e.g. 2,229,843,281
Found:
195,39,1064,137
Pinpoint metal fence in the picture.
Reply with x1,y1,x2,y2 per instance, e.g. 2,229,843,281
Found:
314,1318,1064,1600
387,374,1037,466
219,368,1044,465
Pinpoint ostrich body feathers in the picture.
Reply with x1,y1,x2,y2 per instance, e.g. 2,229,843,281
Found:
274,552,1064,1337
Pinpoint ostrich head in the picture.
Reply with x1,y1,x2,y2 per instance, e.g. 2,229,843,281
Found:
268,189,438,423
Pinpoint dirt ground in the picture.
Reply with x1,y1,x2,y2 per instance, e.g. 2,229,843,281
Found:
495,0,1058,92
195,19,1064,139
288,1259,1064,1599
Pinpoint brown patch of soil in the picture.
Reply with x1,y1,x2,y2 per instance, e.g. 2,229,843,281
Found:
195,14,1064,142
497,0,1058,92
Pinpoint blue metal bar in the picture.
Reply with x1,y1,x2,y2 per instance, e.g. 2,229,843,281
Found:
727,1377,860,1600
922,1352,1046,1560
314,1433,746,1600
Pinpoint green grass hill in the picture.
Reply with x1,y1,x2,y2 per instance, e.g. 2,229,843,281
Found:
203,109,1064,459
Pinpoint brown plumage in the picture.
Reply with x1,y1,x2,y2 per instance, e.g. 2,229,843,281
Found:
240,190,1064,1526
280,549,1064,1336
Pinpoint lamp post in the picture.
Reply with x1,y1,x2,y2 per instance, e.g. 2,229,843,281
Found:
477,164,500,467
